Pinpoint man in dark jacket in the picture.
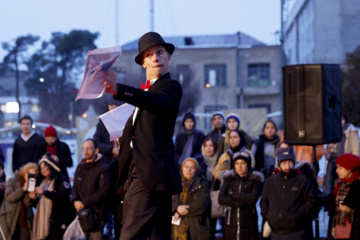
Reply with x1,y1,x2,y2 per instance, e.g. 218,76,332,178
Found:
12,115,46,172
260,147,316,240
206,111,226,142
103,32,182,239
71,139,112,240
43,125,73,180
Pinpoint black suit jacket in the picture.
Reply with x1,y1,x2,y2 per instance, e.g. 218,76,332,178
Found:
114,73,182,196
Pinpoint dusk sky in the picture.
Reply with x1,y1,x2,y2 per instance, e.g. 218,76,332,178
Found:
0,0,284,59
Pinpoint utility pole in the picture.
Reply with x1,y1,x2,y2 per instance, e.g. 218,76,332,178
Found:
280,0,285,128
115,0,119,46
150,0,154,31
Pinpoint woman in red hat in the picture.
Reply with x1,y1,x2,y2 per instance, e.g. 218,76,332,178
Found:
328,153,360,239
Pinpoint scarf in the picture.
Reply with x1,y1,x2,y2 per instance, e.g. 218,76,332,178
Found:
201,145,218,181
174,177,197,240
254,133,280,172
331,171,360,235
46,144,57,156
178,128,195,165
335,181,353,226
33,178,55,240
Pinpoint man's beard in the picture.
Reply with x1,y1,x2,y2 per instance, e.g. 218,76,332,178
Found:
280,169,295,177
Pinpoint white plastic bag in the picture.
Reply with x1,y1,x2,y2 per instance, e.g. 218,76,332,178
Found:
63,216,86,240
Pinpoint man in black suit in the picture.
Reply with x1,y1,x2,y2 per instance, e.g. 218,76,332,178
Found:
104,32,182,239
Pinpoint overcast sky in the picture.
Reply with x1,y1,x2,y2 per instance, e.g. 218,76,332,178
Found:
0,0,282,59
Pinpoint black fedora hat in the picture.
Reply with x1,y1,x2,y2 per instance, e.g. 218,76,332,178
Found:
135,32,175,65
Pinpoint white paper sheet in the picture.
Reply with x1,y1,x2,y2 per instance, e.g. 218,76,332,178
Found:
76,46,122,101
171,216,181,226
99,103,135,141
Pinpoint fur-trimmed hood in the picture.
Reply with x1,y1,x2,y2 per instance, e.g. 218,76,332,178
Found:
223,169,264,183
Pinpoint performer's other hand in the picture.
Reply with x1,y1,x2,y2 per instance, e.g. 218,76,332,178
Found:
104,71,118,96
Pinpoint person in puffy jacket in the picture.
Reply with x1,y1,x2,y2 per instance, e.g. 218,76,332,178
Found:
219,150,264,240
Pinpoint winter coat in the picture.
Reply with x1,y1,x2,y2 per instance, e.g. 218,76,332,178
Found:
36,174,75,240
343,179,360,240
172,177,211,240
251,134,280,178
343,123,360,156
219,170,264,240
93,120,117,163
206,125,226,142
71,154,112,225
51,139,73,180
0,177,34,240
260,171,316,235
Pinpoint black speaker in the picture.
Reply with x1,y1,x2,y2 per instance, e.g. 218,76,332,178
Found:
283,64,341,145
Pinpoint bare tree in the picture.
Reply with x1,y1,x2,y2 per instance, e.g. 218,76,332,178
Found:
1,35,39,121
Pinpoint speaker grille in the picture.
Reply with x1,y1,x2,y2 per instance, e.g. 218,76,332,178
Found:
283,64,341,145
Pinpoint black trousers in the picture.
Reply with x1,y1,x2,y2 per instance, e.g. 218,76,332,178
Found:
120,176,172,240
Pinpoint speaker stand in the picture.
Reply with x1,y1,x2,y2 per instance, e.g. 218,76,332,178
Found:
312,145,320,240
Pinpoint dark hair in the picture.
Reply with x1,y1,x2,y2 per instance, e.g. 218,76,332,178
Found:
341,112,348,124
84,138,98,149
263,120,278,132
276,140,293,151
202,138,218,154
20,115,33,125
41,160,59,180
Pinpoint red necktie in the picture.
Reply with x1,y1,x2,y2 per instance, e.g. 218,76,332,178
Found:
141,80,152,90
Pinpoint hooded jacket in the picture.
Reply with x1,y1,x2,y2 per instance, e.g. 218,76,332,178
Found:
219,170,264,240
174,112,205,165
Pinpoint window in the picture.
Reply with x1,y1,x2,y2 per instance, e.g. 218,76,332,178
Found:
248,63,270,86
177,65,190,86
204,105,227,129
204,64,226,87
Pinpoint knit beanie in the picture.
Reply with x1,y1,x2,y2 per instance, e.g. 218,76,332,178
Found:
276,147,296,163
44,125,57,138
225,113,240,127
211,111,225,121
233,151,252,168
336,153,360,172
181,157,199,171
38,155,60,172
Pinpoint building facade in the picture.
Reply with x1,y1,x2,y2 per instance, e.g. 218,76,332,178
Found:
283,0,360,65
113,32,281,134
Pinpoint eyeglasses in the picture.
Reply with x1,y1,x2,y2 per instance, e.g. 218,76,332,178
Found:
82,147,94,151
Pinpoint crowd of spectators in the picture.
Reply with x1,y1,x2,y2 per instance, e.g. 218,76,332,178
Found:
1,110,360,240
